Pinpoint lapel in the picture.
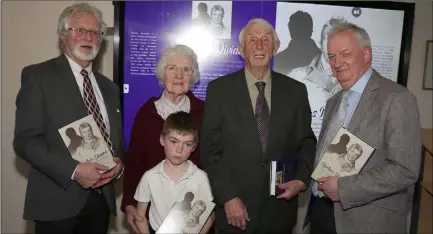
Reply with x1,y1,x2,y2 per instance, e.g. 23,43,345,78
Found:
347,70,380,133
53,55,88,122
233,69,263,155
317,91,343,154
265,71,286,159
93,69,120,153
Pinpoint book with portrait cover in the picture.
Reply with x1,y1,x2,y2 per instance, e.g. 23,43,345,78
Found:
311,128,375,180
156,190,215,234
269,158,297,196
58,115,116,170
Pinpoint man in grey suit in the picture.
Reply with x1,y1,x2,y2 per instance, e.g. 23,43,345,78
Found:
306,19,422,234
13,3,124,234
201,18,317,234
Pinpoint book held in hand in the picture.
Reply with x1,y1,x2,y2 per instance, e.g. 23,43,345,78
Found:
269,158,297,196
58,115,116,170
156,190,215,234
311,128,375,180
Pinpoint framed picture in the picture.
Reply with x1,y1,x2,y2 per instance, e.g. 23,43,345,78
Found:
422,40,432,90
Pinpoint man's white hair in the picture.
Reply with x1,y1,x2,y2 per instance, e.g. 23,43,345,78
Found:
57,2,107,40
155,44,200,85
327,20,371,49
238,18,280,46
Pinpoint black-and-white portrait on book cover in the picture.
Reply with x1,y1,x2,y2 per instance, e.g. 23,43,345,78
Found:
191,1,232,39
311,128,375,179
157,190,215,234
58,115,116,169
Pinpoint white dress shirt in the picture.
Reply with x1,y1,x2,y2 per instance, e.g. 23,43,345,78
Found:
65,54,110,131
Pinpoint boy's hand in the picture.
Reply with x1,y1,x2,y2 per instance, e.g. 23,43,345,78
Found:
126,205,145,233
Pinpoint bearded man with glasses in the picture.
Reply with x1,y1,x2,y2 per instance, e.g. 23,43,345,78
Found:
13,3,125,233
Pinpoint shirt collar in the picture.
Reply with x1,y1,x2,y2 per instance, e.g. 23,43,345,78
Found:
154,159,197,176
244,68,271,88
65,53,92,74
350,67,373,95
160,89,189,108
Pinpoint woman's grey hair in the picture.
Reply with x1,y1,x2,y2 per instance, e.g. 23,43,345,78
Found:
327,20,371,49
57,3,107,40
155,44,200,85
239,18,280,47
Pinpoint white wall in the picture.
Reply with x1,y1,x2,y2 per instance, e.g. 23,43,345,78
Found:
1,1,432,233
406,1,433,128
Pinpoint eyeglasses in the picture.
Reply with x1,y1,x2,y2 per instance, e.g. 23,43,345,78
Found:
67,28,103,39
164,65,194,76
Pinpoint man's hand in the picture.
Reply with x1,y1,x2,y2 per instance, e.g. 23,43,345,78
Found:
276,180,305,200
73,162,108,189
224,197,250,231
125,205,145,234
92,157,123,188
317,176,340,201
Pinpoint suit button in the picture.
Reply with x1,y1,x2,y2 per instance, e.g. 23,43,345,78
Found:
261,163,265,167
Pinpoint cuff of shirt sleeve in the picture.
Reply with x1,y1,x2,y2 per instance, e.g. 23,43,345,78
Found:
71,163,80,180
116,166,124,180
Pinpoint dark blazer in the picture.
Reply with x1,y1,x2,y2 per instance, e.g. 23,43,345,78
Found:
200,68,317,233
121,91,204,212
13,55,125,221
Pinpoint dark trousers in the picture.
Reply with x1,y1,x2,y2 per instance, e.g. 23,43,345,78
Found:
34,190,111,234
309,196,336,234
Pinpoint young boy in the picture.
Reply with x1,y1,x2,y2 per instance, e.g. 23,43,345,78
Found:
134,111,214,234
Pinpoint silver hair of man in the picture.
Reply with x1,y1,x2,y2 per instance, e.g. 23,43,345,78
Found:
57,3,107,40
238,18,280,47
155,44,201,85
327,20,371,49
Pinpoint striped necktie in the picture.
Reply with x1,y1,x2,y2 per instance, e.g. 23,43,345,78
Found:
81,69,113,155
254,81,270,154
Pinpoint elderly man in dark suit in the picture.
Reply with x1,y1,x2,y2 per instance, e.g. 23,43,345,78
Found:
306,19,422,234
13,3,124,234
200,18,317,234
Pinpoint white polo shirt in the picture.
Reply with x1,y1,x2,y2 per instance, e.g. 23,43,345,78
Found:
134,160,214,231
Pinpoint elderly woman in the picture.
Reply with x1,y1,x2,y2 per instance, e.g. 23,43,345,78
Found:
121,44,204,233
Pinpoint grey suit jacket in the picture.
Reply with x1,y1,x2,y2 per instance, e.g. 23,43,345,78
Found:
312,70,422,233
13,55,125,221
200,69,317,233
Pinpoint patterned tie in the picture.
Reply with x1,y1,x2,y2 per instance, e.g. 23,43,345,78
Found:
254,81,270,154
312,90,350,197
81,70,114,155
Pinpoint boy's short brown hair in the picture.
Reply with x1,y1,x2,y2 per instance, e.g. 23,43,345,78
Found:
162,111,198,142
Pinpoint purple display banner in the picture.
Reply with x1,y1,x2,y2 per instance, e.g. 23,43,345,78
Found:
123,1,277,147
